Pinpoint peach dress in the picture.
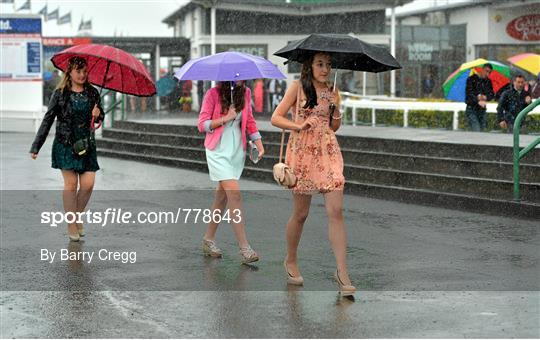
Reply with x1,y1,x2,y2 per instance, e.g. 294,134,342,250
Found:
285,82,345,195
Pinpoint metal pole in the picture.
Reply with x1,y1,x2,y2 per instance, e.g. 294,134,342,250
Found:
155,44,161,112
362,71,367,96
390,5,396,98
211,5,216,87
111,92,116,128
121,94,125,120
211,6,216,55
513,123,521,201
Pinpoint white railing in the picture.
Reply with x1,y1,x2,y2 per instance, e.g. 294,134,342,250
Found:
1,108,46,133
340,97,540,130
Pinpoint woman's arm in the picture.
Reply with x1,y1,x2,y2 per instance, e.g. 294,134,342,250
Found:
271,80,321,131
244,89,264,156
197,89,214,133
30,90,60,155
96,96,105,123
330,88,342,132
271,80,302,131
198,89,237,133
245,88,261,141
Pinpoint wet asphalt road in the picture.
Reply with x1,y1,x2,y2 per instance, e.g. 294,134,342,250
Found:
1,132,539,338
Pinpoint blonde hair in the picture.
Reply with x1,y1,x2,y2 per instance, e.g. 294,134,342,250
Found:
56,56,89,91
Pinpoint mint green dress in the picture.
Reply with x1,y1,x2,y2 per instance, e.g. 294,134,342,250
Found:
51,90,100,173
205,112,245,181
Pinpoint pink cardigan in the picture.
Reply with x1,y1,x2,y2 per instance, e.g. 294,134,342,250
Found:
197,86,261,151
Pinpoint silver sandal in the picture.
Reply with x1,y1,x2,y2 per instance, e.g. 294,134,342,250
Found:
202,239,223,258
239,245,259,264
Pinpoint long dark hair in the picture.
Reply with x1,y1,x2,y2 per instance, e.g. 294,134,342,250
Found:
218,81,246,114
300,55,318,109
56,56,89,92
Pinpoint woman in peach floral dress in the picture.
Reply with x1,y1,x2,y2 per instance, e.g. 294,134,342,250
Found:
271,52,355,296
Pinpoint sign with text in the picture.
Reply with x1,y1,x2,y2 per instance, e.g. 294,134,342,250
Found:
408,43,433,61
506,14,540,41
217,44,267,58
43,37,92,46
0,16,42,80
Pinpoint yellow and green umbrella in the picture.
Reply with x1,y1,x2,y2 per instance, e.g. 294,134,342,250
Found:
507,53,540,76
443,58,510,102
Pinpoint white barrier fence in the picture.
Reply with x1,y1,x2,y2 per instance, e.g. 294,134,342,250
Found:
0,109,45,133
340,97,540,130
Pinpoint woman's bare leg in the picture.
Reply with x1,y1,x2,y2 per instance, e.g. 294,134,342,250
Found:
285,193,312,277
323,190,351,285
61,170,79,236
76,171,95,230
220,179,249,248
203,182,228,241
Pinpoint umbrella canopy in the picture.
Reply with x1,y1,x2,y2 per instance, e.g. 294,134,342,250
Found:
156,76,178,97
174,51,286,81
51,44,156,97
274,33,401,72
443,58,510,102
507,53,540,76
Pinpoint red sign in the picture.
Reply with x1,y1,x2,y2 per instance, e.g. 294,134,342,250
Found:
506,14,540,41
43,37,92,46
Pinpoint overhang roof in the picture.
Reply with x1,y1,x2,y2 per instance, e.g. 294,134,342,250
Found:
163,0,414,25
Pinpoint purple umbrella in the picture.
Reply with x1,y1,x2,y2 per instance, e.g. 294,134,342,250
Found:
174,51,286,81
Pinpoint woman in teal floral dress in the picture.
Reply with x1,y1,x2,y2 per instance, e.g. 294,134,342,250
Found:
30,57,104,242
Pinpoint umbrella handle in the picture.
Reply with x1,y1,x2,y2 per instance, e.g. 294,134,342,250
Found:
91,116,102,130
230,81,234,106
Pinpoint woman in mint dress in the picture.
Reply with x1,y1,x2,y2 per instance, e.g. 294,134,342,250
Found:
198,81,265,264
206,109,244,181
30,56,104,242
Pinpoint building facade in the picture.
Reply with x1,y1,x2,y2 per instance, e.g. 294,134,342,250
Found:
395,0,539,98
163,0,411,109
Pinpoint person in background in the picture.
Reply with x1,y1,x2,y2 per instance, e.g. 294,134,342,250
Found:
197,80,205,110
497,74,532,133
422,73,434,98
530,73,540,99
465,63,494,132
253,79,264,114
268,78,278,112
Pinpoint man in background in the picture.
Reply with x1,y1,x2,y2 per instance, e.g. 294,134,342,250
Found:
497,74,532,133
465,63,494,132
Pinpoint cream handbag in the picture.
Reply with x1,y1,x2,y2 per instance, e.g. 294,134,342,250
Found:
273,84,300,188
273,130,297,188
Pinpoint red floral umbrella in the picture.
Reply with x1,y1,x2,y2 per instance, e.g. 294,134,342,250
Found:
51,44,156,97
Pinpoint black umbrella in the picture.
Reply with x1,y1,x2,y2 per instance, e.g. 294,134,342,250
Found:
274,33,401,73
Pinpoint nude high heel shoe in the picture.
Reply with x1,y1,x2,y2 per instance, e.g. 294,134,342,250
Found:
284,260,304,286
334,270,355,296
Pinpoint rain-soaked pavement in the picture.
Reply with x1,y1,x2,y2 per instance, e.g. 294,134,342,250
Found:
1,132,539,338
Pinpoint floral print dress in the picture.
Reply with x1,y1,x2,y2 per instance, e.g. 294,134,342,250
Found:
285,83,345,195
